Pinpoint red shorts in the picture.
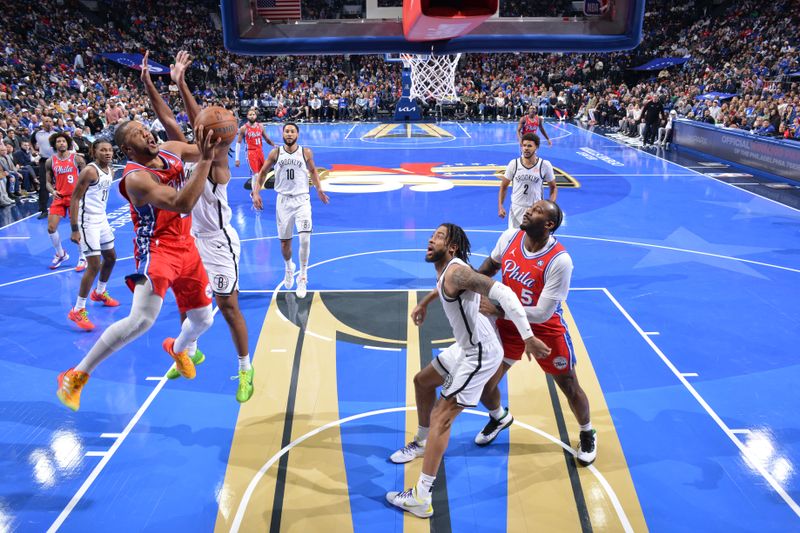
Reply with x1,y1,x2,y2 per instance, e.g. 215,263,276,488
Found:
497,319,576,375
125,237,212,313
49,196,71,218
247,149,265,175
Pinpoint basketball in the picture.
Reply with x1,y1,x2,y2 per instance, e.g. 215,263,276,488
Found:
194,106,238,145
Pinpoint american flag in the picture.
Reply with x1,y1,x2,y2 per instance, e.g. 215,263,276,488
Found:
256,0,301,20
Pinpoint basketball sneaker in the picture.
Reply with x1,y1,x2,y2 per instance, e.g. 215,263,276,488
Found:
385,487,433,518
56,368,89,411
390,440,426,464
236,368,255,403
162,338,196,379
75,257,87,272
90,290,120,307
296,275,307,299
576,429,597,466
50,251,69,270
283,261,295,289
474,408,513,446
166,348,205,379
68,308,95,331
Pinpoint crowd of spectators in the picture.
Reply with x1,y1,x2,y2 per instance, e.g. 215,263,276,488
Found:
0,0,798,205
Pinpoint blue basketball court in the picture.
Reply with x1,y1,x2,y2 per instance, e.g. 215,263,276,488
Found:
1,121,798,532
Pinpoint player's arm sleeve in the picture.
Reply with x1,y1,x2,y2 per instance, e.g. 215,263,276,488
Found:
490,229,518,263
539,253,573,302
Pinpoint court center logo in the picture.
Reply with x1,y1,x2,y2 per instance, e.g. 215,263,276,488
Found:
319,163,578,194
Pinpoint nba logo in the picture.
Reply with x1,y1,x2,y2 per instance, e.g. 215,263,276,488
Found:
584,0,610,16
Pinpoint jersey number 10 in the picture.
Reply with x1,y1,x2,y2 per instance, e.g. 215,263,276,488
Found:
286,169,295,180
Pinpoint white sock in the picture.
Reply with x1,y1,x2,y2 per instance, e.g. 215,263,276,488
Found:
238,354,252,372
49,231,63,255
489,406,506,420
96,280,107,294
415,426,429,443
415,472,436,500
284,258,293,269
187,340,197,357
74,296,87,310
298,232,310,277
579,421,593,432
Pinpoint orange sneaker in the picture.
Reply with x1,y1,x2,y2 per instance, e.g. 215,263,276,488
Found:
162,337,196,379
56,368,89,411
68,308,95,331
90,290,120,307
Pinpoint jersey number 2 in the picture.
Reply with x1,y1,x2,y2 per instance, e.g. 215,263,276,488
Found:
522,184,529,195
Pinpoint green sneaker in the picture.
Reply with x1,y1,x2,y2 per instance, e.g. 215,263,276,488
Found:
166,348,205,380
236,368,255,403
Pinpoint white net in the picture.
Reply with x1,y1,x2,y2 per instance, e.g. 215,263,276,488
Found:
401,53,462,103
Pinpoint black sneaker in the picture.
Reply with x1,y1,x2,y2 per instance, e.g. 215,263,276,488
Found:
576,429,597,466
474,409,513,446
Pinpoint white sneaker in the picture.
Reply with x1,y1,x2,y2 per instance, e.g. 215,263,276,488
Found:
50,251,69,270
75,257,87,272
283,262,295,289
474,409,513,446
296,275,307,299
385,487,433,518
576,429,597,466
390,440,425,464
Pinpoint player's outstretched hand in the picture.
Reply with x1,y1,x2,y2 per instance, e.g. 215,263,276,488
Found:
523,336,551,361
498,206,506,219
411,304,427,326
317,189,330,204
170,50,191,84
140,51,152,84
194,125,221,161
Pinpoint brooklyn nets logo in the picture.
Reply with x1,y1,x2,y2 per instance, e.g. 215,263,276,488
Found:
214,275,230,292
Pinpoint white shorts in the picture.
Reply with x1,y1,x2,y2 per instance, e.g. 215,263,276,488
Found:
276,193,312,240
432,339,503,408
508,203,530,230
194,226,241,296
80,219,115,256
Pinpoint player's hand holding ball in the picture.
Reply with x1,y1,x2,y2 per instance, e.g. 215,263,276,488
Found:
194,125,221,162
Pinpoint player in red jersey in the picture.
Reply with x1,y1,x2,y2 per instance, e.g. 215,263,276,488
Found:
234,108,274,185
45,132,87,270
517,106,552,146
55,121,221,411
478,200,596,464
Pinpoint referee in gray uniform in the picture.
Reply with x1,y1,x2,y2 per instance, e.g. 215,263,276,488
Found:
31,116,56,218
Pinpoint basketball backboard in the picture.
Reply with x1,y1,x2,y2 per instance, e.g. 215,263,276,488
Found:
221,0,645,56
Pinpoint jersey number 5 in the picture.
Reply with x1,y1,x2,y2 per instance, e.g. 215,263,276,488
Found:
520,288,535,305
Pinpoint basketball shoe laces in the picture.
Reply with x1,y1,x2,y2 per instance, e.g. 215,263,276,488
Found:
579,430,595,453
401,441,423,454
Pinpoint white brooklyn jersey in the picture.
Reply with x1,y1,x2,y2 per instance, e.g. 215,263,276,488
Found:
79,162,113,224
273,145,309,196
437,258,497,352
185,163,232,234
506,157,554,207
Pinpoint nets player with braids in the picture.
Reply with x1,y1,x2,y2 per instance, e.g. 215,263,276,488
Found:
386,223,551,518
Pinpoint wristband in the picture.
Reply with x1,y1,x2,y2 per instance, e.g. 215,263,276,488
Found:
71,224,79,232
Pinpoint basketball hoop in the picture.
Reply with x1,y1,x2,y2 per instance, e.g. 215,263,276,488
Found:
401,53,462,103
